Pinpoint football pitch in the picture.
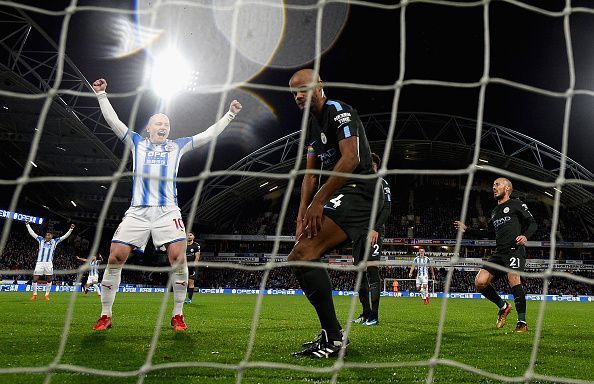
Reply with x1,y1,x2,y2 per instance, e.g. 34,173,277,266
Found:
0,293,592,384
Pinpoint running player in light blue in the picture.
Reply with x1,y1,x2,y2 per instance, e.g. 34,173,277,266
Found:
91,78,242,331
26,221,75,301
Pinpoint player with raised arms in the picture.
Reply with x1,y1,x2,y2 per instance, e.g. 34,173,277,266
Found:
25,221,75,300
91,78,241,331
76,254,103,297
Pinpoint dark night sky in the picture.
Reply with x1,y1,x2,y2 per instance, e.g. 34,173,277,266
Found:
12,0,594,175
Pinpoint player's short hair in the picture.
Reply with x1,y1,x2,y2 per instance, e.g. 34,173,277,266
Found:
371,153,381,167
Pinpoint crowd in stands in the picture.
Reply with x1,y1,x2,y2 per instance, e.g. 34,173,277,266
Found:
212,176,592,243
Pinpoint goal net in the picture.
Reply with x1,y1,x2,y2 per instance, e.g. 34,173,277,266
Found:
0,1,593,384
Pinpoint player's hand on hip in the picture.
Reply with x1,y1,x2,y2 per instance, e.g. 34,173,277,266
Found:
303,200,323,239
515,235,527,245
369,230,379,246
93,78,107,93
70,224,75,229
453,220,466,232
229,100,242,114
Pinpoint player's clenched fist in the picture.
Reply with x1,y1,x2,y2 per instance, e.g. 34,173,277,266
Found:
229,99,242,114
93,78,107,93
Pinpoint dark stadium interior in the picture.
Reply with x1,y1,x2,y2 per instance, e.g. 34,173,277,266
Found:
1,1,593,296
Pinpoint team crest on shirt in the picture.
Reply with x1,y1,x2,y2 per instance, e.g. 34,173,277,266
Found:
320,132,327,144
164,143,175,152
503,207,510,213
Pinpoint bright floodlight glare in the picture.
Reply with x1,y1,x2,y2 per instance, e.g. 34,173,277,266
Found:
150,49,192,99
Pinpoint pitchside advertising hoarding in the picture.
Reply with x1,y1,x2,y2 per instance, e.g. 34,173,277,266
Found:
0,209,44,225
1,284,592,302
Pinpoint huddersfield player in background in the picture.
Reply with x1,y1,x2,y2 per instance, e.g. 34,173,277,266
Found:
184,232,201,304
76,254,103,297
408,248,436,305
288,69,376,357
454,177,537,333
91,78,242,331
25,221,75,300
352,152,391,326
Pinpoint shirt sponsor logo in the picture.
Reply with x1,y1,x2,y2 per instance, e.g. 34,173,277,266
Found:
145,151,168,165
333,112,352,125
493,216,511,228
318,148,338,167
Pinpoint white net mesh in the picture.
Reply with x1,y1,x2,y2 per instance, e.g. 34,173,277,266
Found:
0,0,593,383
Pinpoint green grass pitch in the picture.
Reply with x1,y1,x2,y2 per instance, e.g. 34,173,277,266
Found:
0,293,592,383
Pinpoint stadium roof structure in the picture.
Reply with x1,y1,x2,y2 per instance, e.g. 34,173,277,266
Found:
186,112,594,230
0,7,131,227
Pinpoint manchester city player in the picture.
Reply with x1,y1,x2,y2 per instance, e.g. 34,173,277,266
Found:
454,177,537,333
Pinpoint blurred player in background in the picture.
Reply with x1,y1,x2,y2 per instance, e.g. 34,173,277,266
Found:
352,152,391,326
91,78,241,331
184,232,201,304
76,254,103,297
25,221,74,300
454,177,537,333
409,248,435,305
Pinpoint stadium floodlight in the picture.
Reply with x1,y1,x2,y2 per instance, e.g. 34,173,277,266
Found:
259,182,269,188
544,191,553,197
478,158,489,163
149,48,192,99
30,161,37,168
70,200,77,207
268,186,278,192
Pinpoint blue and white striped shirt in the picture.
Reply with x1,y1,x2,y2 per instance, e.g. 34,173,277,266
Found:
413,255,431,278
27,224,72,263
97,92,235,207
89,259,100,278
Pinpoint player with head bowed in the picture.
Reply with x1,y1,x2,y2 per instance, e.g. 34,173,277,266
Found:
288,69,376,357
91,78,242,331
352,152,392,326
25,221,75,300
408,248,436,305
454,177,537,333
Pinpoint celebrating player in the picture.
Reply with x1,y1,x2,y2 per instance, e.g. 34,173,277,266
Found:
91,78,241,331
76,254,103,297
408,248,435,305
288,69,376,357
184,232,201,304
454,177,537,333
25,221,74,300
352,152,391,326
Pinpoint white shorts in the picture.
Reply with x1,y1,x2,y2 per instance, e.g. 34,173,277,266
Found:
416,276,429,287
112,206,186,249
87,275,99,285
34,262,53,276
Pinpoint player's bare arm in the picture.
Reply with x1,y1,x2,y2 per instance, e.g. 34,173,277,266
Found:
296,147,320,240
303,136,359,238
369,230,379,246
453,220,467,232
